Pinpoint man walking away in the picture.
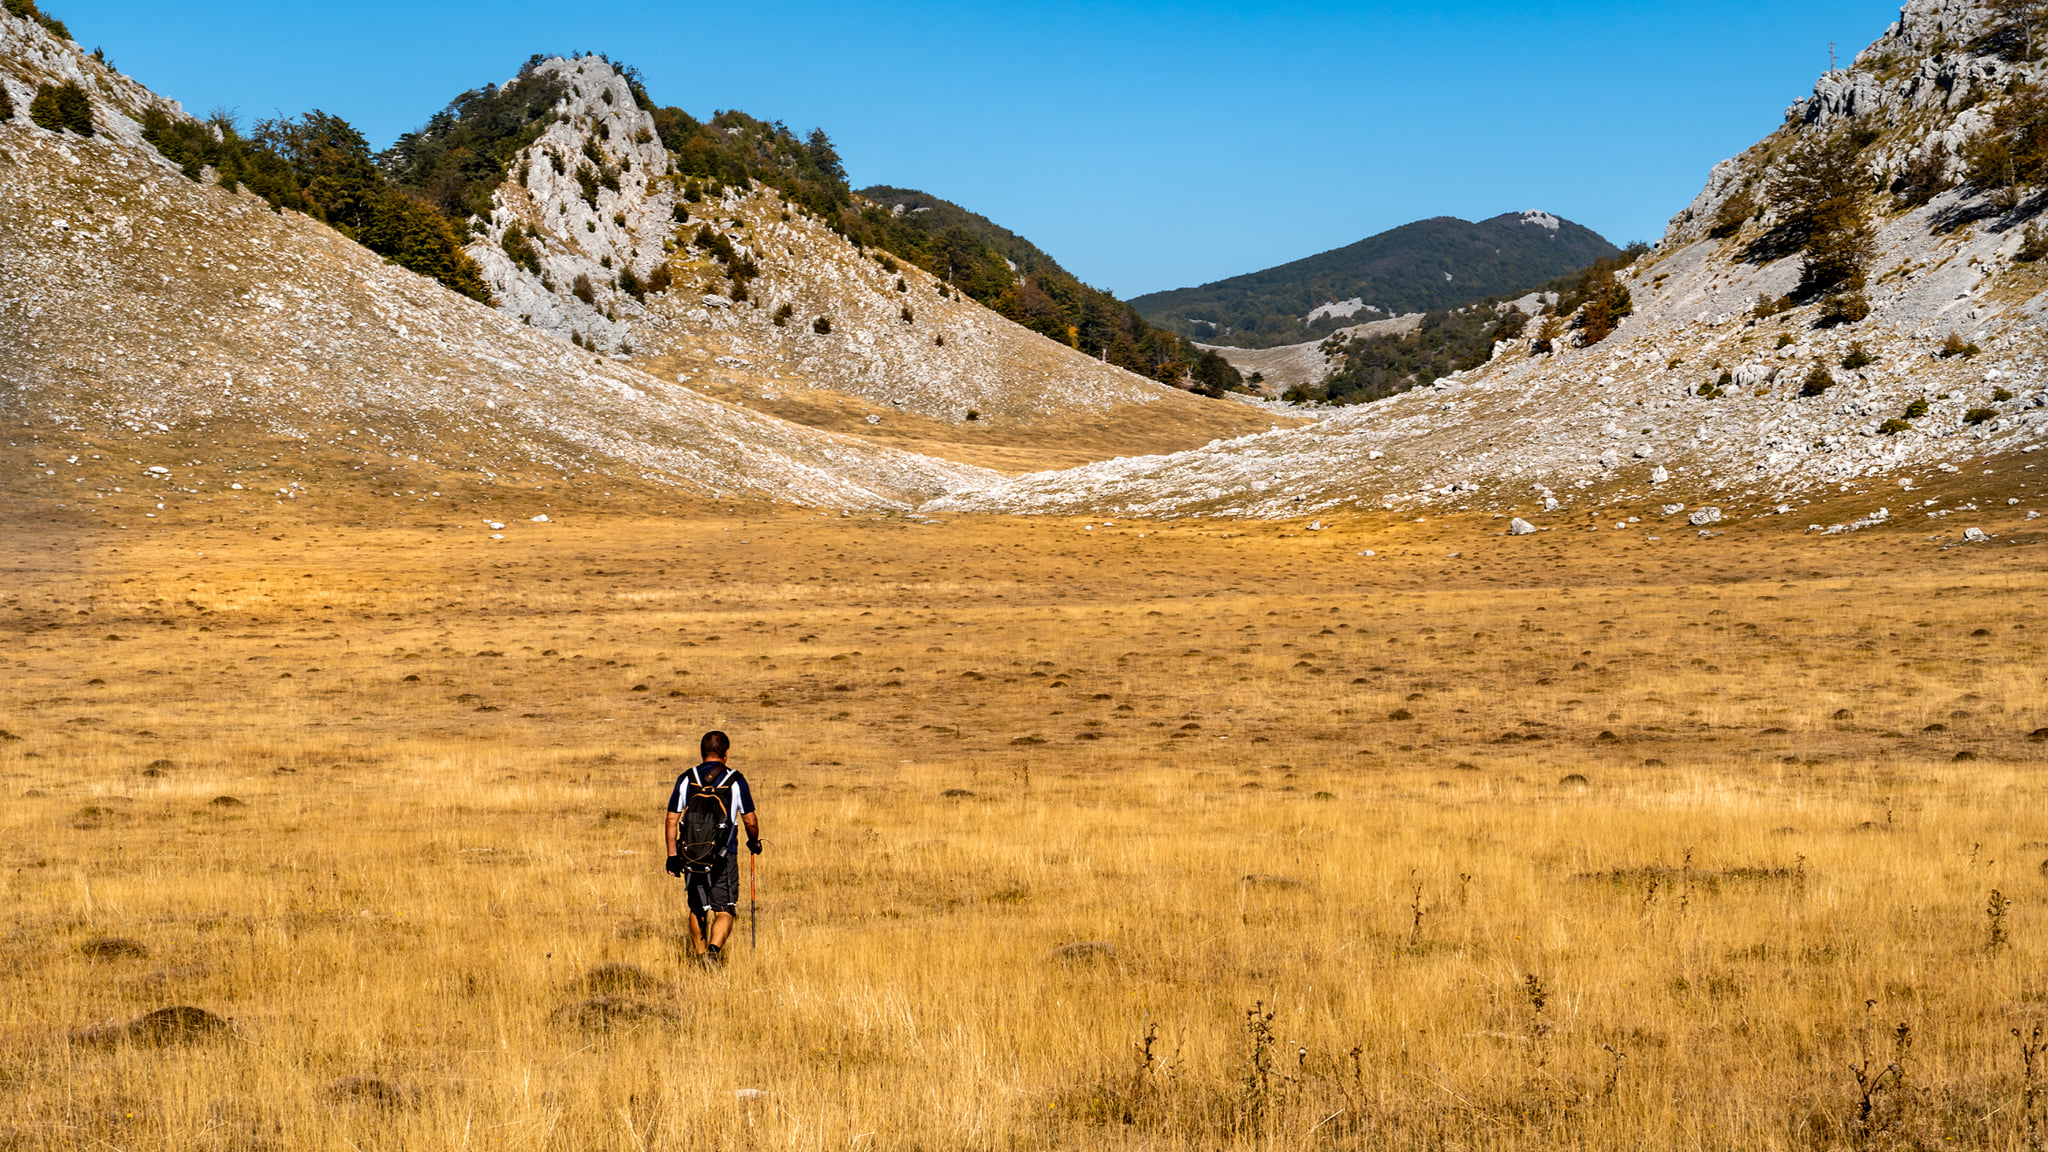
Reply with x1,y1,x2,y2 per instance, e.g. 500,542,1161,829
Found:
664,730,761,967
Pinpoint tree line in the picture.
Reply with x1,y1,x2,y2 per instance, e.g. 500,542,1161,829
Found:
140,107,492,303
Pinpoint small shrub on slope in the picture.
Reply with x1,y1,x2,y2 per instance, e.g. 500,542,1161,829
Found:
1800,363,1836,397
1816,290,1872,328
502,225,542,276
1709,183,1756,238
30,81,91,135
691,224,737,264
0,80,13,123
2018,221,2048,262
1891,141,1952,208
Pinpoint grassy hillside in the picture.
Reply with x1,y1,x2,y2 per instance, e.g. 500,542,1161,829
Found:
1133,213,1621,348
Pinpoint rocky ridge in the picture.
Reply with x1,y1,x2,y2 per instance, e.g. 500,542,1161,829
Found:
472,58,1197,427
933,0,2048,526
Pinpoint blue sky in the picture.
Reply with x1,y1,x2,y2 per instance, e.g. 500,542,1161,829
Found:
68,0,1899,297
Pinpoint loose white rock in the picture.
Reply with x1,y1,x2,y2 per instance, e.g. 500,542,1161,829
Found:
1689,507,1724,527
1509,518,1538,535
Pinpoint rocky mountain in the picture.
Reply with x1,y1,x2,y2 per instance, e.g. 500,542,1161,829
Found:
461,57,1238,429
935,0,2048,532
1132,212,1620,348
0,17,987,511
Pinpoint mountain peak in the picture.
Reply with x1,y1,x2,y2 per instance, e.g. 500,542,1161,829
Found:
1133,212,1618,348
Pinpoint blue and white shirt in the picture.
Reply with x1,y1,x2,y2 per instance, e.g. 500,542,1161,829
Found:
666,763,756,856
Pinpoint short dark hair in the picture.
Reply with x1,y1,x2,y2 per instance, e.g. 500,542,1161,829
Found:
701,730,730,759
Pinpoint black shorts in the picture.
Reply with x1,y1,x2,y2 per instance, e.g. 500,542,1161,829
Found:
686,854,739,915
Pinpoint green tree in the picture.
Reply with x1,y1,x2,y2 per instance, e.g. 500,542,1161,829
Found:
1768,129,1869,251
1765,128,1876,317
1797,198,1874,299
805,129,846,188
1963,81,2048,194
378,67,566,221
1188,350,1245,398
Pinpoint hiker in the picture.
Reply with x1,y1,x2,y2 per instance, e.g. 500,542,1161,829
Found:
664,730,761,966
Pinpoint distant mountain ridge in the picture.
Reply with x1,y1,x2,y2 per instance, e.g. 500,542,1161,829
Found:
1133,212,1621,348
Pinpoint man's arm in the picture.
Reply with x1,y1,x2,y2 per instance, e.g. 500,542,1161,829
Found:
741,812,760,840
665,812,680,856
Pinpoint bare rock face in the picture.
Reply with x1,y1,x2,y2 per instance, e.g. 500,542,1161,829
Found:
471,57,675,354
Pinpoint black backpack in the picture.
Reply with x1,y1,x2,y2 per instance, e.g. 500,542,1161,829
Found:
678,768,732,875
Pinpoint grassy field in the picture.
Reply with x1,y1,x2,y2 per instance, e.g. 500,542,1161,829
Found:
2,498,2046,1151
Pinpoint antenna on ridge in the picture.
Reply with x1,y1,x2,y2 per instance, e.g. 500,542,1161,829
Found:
1830,41,1838,73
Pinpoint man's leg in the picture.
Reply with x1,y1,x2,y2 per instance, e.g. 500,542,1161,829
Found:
685,880,710,955
703,856,739,960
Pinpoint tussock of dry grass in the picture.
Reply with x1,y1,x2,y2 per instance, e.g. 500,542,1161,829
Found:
1,507,2045,1150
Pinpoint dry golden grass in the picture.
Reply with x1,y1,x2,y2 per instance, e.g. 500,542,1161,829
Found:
2,496,2046,1151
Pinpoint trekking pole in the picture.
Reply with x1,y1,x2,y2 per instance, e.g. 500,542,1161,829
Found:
749,852,758,952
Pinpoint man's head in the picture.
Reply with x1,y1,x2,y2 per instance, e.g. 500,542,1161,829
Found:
701,730,730,762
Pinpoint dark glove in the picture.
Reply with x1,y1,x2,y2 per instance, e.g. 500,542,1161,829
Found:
746,837,763,856
665,855,684,877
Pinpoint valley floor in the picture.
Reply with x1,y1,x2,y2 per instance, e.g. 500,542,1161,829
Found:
1,496,2045,1150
